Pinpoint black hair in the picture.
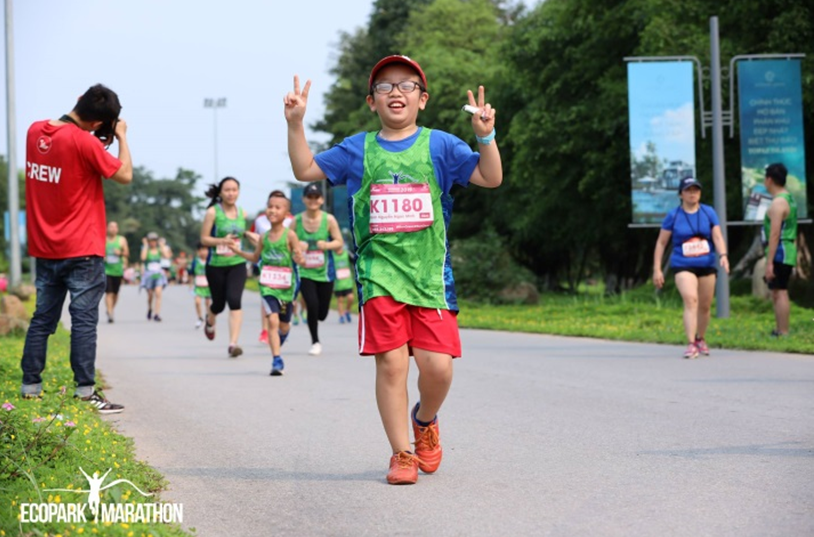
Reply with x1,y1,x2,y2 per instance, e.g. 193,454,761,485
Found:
73,84,121,124
205,176,240,208
196,242,206,250
765,163,788,187
267,189,286,201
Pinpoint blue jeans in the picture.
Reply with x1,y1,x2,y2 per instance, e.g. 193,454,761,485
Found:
21,256,105,396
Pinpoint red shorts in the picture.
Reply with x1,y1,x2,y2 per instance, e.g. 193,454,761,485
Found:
358,296,461,357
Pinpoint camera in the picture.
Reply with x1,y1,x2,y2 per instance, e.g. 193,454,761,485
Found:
94,119,118,147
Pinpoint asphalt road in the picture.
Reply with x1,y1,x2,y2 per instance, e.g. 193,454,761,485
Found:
86,284,814,537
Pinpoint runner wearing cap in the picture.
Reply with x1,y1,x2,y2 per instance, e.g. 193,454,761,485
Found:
140,232,171,322
653,177,730,359
284,55,502,484
291,183,344,356
103,221,129,323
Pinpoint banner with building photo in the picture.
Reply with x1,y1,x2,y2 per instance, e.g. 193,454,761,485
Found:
738,59,808,220
627,61,697,224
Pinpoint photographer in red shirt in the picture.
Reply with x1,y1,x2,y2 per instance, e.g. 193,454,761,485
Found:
21,84,132,413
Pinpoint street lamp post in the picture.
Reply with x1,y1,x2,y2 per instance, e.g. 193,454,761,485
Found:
203,97,226,182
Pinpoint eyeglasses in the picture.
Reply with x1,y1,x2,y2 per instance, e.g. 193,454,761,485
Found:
371,81,425,95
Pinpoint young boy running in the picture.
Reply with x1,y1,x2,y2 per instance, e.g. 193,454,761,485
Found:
333,246,355,324
231,193,304,376
284,55,502,484
191,243,212,329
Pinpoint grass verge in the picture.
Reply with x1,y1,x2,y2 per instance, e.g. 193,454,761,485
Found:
0,314,194,536
457,284,814,354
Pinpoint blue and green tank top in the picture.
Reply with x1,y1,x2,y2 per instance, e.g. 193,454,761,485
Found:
259,230,296,303
763,192,798,265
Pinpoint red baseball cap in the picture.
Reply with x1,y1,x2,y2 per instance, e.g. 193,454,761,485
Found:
368,55,427,92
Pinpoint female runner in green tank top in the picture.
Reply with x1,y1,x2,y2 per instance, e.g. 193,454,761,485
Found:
140,232,171,322
292,183,344,356
200,177,249,358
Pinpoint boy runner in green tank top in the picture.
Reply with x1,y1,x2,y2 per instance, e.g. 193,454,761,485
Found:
333,246,355,324
285,55,503,484
762,163,798,336
103,221,129,323
139,232,171,322
232,194,304,375
191,243,212,329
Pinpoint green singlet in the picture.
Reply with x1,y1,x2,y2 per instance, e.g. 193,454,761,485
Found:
258,230,295,303
104,236,124,277
294,212,333,282
351,128,448,309
144,249,163,280
763,192,798,265
209,204,246,267
333,249,354,292
192,258,211,298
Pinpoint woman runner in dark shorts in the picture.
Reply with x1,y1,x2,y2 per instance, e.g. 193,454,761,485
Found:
653,177,730,359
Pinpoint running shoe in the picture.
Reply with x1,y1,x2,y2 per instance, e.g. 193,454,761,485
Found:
292,315,300,326
683,342,699,359
107,314,114,324
259,330,269,344
153,315,162,322
339,315,346,324
204,318,215,341
412,403,442,473
147,309,152,320
694,337,710,356
228,345,243,358
308,342,322,356
386,451,420,485
270,356,285,376
195,318,203,329
77,391,124,414
345,312,351,323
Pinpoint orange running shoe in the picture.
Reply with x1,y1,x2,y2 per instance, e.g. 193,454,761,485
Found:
412,404,442,474
387,451,420,485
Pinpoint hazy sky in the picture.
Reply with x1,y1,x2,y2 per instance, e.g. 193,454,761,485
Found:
1,0,377,214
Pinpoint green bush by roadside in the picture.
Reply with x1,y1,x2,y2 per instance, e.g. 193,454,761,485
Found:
458,282,814,354
0,326,194,536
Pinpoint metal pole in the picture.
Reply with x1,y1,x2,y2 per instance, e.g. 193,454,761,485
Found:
213,106,218,181
5,0,21,289
710,16,730,318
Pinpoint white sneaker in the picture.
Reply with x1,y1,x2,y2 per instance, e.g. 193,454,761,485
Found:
308,342,322,356
195,318,203,329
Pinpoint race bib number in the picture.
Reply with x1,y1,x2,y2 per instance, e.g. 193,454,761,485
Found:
216,239,240,256
260,266,293,289
682,237,711,258
369,183,433,233
194,275,208,288
304,250,325,268
106,255,120,264
336,267,352,280
160,258,171,269
146,262,161,272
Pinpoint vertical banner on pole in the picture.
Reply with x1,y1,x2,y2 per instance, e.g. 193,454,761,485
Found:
628,61,697,224
738,59,807,220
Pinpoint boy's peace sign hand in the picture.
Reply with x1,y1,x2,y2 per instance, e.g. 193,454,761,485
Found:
467,86,495,137
284,76,311,123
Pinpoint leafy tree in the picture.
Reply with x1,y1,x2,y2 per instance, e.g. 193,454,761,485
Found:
104,167,205,262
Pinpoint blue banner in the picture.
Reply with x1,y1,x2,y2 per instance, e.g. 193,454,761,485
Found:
627,61,697,224
738,59,807,220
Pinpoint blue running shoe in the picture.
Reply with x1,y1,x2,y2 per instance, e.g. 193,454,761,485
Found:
270,356,285,376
